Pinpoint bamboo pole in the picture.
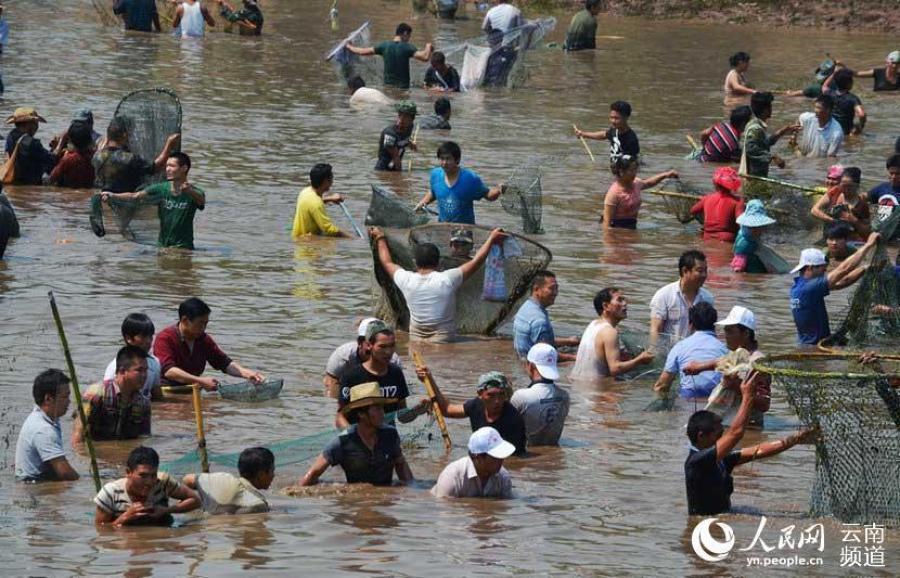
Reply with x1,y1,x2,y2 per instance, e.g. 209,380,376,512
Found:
573,124,595,162
411,351,451,451
685,134,700,151
47,292,102,492
191,384,210,473
740,173,822,197
337,202,364,238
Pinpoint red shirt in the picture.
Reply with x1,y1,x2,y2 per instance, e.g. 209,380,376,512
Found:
153,324,232,383
49,150,95,188
690,190,745,242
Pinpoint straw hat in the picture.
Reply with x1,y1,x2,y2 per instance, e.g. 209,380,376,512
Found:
340,382,396,416
736,199,776,228
5,107,46,125
713,166,742,193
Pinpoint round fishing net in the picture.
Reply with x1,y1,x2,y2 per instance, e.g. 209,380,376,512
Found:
500,164,543,234
89,191,162,246
365,184,430,229
645,179,703,225
218,379,284,402
753,353,900,524
371,223,552,335
740,174,818,232
113,88,182,188
325,21,383,88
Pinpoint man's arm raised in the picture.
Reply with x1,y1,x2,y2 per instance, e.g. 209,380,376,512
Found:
369,226,401,277
827,232,879,289
458,228,507,282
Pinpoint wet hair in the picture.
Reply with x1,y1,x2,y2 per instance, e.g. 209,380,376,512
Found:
689,302,718,332
106,117,128,141
593,287,620,315
178,297,211,321
611,154,639,177
842,166,861,184
729,51,751,68
678,249,707,276
347,76,365,93
116,345,149,374
126,446,159,471
434,97,451,117
414,242,441,269
310,163,333,188
729,105,753,131
887,153,900,170
431,51,446,65
367,326,394,345
436,141,461,163
815,94,835,112
687,410,721,444
585,0,601,9
609,100,632,118
32,369,70,405
833,68,855,91
531,270,556,291
169,152,191,171
750,91,774,118
396,23,412,36
826,221,852,241
122,313,155,340
238,447,275,479
68,121,93,153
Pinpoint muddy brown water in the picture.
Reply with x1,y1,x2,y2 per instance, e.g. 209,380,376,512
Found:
0,1,898,576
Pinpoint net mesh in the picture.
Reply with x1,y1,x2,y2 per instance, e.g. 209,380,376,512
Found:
114,88,182,189
371,223,552,335
218,379,284,402
740,174,818,232
454,18,556,90
89,191,162,245
645,179,703,225
365,184,430,229
325,21,382,87
500,164,543,234
753,353,900,524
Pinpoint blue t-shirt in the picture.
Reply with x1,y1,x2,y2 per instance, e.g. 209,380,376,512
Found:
15,406,67,481
664,330,729,398
429,167,489,224
790,276,831,345
512,298,554,358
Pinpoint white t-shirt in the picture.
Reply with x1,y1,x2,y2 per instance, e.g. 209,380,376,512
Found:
325,341,403,377
431,456,512,498
104,353,161,399
195,472,268,515
649,281,715,348
510,381,570,446
482,4,523,34
349,87,393,108
796,112,843,157
392,268,464,340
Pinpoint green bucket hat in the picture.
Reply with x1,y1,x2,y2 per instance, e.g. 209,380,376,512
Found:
395,100,417,116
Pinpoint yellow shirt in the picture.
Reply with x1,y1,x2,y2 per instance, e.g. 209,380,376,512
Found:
291,186,341,237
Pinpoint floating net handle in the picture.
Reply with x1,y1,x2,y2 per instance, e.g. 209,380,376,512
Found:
752,352,900,380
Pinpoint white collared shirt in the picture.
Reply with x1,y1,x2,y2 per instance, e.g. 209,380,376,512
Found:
431,456,513,498
650,280,715,347
797,112,844,157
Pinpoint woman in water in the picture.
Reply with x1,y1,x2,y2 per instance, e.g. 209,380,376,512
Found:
602,155,678,229
724,52,756,102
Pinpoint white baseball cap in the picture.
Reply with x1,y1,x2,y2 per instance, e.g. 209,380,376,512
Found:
467,426,516,458
357,317,382,337
791,248,827,274
715,305,756,331
526,342,560,380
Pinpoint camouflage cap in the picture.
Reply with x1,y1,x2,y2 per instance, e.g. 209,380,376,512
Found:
395,100,418,116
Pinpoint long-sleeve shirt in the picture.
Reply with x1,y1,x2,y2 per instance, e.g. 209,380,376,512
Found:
741,117,776,177
291,186,341,237
220,3,263,35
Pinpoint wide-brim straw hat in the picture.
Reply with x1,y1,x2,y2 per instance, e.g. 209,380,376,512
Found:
736,199,776,228
340,382,397,416
6,107,47,125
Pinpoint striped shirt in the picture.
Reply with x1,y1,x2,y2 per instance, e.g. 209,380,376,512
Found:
701,122,741,163
94,472,179,516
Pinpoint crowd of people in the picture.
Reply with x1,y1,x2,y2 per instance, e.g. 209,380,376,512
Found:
6,1,900,533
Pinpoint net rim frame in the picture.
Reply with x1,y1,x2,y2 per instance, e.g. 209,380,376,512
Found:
752,352,900,380
114,87,184,129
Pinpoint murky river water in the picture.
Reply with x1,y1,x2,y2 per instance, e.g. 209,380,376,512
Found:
1,1,898,576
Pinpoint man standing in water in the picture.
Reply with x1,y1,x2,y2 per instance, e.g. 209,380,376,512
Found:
216,0,263,35
346,23,433,89
414,141,503,224
742,92,796,177
172,0,216,38
482,0,523,35
794,94,843,157
512,271,580,361
113,0,161,32
648,250,714,350
153,297,265,390
369,225,506,341
510,344,570,446
102,152,205,250
573,101,640,162
431,427,515,498
375,101,418,172
291,163,348,238
93,118,180,193
564,0,601,52
15,369,79,482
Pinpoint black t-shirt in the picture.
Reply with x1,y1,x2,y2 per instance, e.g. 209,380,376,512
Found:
684,446,742,515
873,68,900,92
832,91,862,134
375,124,412,171
323,425,402,485
606,127,640,161
463,397,527,455
338,360,409,416
424,65,461,91
418,114,451,130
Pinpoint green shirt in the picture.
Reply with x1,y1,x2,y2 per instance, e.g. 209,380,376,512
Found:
144,182,205,249
564,9,597,51
374,41,417,88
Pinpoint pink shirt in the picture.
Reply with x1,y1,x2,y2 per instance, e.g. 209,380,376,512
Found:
604,178,645,221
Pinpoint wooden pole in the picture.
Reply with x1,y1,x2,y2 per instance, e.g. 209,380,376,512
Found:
740,173,821,197
573,125,595,162
191,384,210,473
685,134,700,151
406,123,420,172
411,351,451,451
47,292,102,492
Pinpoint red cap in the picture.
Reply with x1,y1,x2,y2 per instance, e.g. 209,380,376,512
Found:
713,166,742,192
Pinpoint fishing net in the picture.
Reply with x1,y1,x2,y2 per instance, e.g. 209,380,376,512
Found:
218,379,284,402
114,88,182,188
645,179,703,225
822,209,900,349
365,184,430,229
325,21,382,88
454,18,556,90
753,353,900,524
740,174,818,232
89,191,161,245
371,223,552,335
500,164,543,234
160,410,442,474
